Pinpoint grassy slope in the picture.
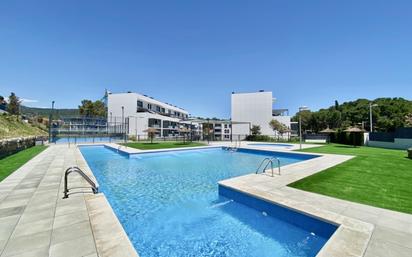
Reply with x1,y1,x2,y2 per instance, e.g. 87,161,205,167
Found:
123,141,205,150
0,145,47,182
289,144,412,214
0,115,47,139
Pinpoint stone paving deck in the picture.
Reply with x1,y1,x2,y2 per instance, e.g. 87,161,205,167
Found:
0,145,137,257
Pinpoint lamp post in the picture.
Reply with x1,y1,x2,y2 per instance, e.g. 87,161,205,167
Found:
121,106,125,140
48,101,55,143
206,118,210,144
369,103,378,132
299,106,308,150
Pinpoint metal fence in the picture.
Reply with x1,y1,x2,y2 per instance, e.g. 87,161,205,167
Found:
50,116,128,144
369,127,412,142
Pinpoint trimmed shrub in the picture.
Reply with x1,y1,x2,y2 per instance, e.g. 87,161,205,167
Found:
408,148,412,159
330,132,363,146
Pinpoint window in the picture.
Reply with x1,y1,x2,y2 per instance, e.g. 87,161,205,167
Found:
224,124,228,128
137,100,143,108
224,129,230,133
147,103,152,110
156,106,161,112
161,108,165,113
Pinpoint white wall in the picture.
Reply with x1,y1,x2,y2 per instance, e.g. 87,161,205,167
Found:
231,91,291,137
231,92,273,135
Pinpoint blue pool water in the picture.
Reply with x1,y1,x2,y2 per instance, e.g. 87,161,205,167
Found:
248,143,294,147
80,146,334,257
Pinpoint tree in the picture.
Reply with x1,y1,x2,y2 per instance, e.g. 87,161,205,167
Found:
7,92,21,115
250,125,261,135
269,119,288,139
334,100,340,111
292,98,412,132
404,113,412,127
78,100,107,117
0,95,6,110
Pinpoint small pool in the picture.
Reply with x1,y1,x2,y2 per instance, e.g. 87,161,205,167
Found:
80,146,334,257
51,136,123,144
248,143,294,147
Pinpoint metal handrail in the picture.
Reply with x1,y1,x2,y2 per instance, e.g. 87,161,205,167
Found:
63,166,98,199
255,157,281,176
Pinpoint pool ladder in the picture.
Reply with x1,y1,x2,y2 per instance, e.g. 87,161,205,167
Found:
224,139,241,152
63,166,98,199
255,157,281,176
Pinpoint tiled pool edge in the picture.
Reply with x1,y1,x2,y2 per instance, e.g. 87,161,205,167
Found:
74,146,139,257
218,183,374,257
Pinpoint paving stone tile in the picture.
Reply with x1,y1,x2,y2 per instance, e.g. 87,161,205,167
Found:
1,230,51,256
364,239,412,257
11,218,53,238
18,207,55,224
49,235,96,257
0,207,24,219
0,239,7,253
53,210,89,229
51,221,93,245
1,247,49,257
0,215,20,241
83,253,98,257
371,225,412,249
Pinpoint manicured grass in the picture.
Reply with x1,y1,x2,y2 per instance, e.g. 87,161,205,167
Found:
289,144,412,214
123,141,205,150
0,145,48,182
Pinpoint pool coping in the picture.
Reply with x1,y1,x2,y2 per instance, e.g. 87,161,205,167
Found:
73,145,140,257
78,143,374,256
217,151,376,257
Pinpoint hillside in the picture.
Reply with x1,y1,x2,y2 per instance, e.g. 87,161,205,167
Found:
293,97,412,132
0,115,47,139
21,105,79,118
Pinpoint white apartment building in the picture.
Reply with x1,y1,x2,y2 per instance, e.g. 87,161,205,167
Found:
231,91,291,138
107,92,201,138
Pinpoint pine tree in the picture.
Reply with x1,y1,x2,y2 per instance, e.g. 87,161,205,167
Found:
7,92,21,115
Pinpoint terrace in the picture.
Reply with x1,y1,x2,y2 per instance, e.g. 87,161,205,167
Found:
0,141,411,256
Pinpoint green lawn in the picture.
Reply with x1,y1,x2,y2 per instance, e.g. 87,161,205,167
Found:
123,141,205,150
0,145,48,182
289,144,412,214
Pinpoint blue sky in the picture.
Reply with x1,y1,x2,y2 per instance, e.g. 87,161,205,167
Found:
1,0,411,118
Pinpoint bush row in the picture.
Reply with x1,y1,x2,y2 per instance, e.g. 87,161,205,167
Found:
329,132,364,146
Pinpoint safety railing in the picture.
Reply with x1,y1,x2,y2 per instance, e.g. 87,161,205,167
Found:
63,166,98,199
255,157,281,176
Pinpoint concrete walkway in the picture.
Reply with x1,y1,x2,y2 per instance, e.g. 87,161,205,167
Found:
0,145,137,257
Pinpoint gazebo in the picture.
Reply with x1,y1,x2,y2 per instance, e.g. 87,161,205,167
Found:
143,127,158,143
178,127,191,143
344,127,364,147
319,127,336,143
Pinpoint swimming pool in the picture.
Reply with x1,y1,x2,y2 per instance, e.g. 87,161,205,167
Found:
248,143,294,147
80,146,334,257
51,136,122,144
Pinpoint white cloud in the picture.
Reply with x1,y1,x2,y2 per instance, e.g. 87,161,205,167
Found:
20,98,39,103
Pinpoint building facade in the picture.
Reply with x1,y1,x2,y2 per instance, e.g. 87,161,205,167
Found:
231,91,291,138
107,92,201,138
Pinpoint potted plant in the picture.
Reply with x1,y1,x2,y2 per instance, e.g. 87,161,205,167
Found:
408,148,412,159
